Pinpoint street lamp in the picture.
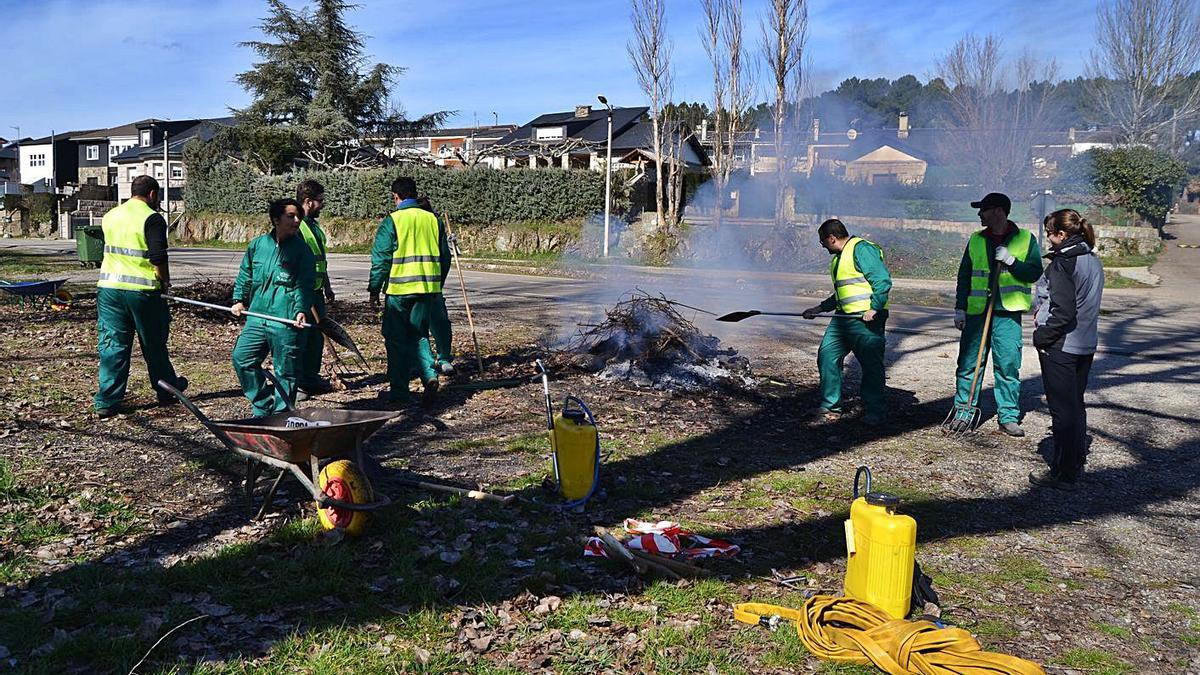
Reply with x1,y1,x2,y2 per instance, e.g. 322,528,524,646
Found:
597,95,614,258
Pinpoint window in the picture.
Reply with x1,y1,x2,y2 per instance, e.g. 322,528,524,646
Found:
154,163,164,179
86,177,98,185
29,153,45,167
171,165,183,179
127,168,137,181
140,130,152,146
87,145,99,161
535,126,565,141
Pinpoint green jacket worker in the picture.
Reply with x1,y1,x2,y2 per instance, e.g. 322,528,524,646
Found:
368,177,452,405
801,219,892,425
951,192,1044,436
231,198,315,417
94,175,188,418
295,179,336,397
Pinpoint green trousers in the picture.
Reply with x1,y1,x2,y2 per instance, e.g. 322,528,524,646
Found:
954,312,1023,424
382,294,437,402
418,294,453,365
94,288,182,410
233,318,303,417
299,293,326,389
817,316,886,417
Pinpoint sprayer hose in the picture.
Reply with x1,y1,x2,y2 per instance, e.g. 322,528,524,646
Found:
734,596,1045,675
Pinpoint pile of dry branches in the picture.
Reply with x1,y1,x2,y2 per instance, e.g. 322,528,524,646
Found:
564,292,727,373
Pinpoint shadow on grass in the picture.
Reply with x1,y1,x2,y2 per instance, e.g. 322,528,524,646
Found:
1,301,1197,672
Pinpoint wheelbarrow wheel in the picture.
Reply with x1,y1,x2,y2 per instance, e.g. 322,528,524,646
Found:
317,459,369,537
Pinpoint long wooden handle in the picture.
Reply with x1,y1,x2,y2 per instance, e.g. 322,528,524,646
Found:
442,214,485,374
964,267,999,408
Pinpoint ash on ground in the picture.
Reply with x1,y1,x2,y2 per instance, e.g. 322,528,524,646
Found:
561,292,754,391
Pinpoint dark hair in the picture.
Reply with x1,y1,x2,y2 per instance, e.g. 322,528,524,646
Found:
818,218,849,240
296,179,325,203
268,198,304,224
131,175,160,198
1044,208,1096,248
391,176,417,199
416,196,433,212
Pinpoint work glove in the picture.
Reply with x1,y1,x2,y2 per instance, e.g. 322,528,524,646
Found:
802,307,821,320
324,286,336,303
994,245,1016,266
954,309,966,331
369,292,380,309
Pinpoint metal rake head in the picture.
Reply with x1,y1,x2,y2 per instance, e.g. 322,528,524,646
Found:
941,404,981,436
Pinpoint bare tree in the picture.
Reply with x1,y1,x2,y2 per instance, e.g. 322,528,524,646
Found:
1087,0,1200,152
936,34,1059,192
701,0,753,227
629,0,677,237
759,0,807,225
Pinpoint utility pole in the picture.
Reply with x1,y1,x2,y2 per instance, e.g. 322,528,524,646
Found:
492,111,498,127
163,128,170,221
598,95,614,258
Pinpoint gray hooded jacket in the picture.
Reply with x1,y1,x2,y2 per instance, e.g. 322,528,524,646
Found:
1033,234,1104,355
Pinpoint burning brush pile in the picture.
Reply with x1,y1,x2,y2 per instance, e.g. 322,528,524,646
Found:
563,292,753,391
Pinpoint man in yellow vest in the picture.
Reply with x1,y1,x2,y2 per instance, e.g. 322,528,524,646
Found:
295,179,336,398
368,177,452,405
94,176,187,418
950,192,1044,436
801,219,892,425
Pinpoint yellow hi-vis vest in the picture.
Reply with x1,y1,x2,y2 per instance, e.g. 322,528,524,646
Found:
385,208,442,296
966,228,1033,314
830,237,887,314
299,218,327,290
97,198,160,291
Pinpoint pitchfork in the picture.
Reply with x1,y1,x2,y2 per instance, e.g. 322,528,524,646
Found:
942,264,998,436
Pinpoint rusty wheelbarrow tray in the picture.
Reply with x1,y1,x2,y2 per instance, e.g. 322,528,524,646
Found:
158,375,396,520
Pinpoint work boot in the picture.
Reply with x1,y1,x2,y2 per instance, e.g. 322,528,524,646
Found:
299,379,334,395
95,406,122,419
1028,468,1077,491
294,390,310,402
437,360,456,376
156,376,188,405
999,422,1025,437
422,378,440,406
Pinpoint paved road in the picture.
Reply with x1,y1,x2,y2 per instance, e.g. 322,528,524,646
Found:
4,232,1196,363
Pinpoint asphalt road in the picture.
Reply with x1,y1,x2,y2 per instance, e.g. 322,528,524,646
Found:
4,235,1196,363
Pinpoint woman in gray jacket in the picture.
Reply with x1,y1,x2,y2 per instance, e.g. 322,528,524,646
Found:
1030,209,1104,489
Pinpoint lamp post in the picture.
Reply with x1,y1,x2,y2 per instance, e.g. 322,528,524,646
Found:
597,95,614,258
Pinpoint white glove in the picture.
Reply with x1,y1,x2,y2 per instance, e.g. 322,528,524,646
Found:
954,309,966,331
994,246,1015,266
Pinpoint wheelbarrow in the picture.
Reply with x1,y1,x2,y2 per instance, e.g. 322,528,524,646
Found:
157,375,395,536
0,278,72,310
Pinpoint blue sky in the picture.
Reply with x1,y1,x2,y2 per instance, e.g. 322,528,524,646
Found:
0,0,1098,139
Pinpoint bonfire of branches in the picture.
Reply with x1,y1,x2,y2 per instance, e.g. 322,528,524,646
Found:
564,292,726,372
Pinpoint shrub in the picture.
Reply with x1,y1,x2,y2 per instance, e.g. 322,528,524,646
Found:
1057,147,1187,229
183,159,624,226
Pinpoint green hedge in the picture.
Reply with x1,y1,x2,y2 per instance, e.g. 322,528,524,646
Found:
184,161,616,225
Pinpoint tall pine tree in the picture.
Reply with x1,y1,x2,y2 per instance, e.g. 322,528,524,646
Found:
231,0,448,172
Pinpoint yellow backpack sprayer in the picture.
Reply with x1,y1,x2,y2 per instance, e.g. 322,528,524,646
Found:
844,466,917,619
536,360,600,508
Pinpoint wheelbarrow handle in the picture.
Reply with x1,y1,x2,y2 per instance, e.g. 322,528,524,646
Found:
156,379,242,453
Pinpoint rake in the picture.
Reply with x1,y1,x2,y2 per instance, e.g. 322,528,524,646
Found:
942,266,998,435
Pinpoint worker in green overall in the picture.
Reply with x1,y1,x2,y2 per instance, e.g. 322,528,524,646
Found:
231,198,315,417
368,177,451,405
950,192,1044,436
94,175,187,417
801,218,892,425
295,179,336,398
416,196,454,375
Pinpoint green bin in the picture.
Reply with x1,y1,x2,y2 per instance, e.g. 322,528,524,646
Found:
76,224,104,268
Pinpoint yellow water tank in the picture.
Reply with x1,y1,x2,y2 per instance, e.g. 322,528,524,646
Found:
843,466,916,619
551,406,598,502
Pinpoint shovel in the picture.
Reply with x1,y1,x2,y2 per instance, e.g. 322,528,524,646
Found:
716,310,864,322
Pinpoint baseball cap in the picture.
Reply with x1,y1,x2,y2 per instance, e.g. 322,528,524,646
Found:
970,192,1011,214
